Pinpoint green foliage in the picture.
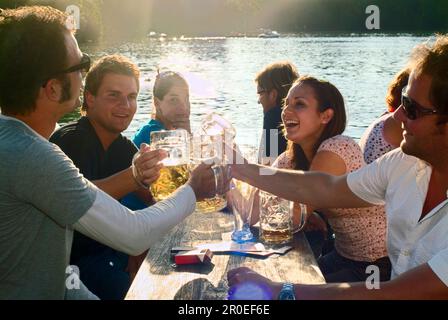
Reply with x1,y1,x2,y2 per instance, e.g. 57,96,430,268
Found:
58,0,103,42
0,0,28,8
274,0,448,33
1,0,447,37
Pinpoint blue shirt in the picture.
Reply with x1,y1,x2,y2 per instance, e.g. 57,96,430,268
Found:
121,119,166,210
132,119,165,148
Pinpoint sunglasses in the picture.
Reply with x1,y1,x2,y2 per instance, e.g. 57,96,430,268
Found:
42,53,91,87
60,53,91,75
401,87,439,120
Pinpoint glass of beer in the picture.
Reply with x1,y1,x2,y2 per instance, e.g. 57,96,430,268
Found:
259,191,293,246
190,134,228,214
150,130,190,201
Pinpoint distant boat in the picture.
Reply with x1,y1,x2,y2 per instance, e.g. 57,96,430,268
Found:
258,30,280,38
147,31,168,40
147,31,157,38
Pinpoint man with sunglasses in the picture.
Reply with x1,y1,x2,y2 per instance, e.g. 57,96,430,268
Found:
0,6,221,300
227,36,448,299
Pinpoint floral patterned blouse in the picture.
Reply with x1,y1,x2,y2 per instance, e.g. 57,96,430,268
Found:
359,113,397,164
273,135,388,262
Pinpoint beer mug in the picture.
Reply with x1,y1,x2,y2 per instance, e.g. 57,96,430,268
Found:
201,112,236,140
190,134,228,214
259,191,293,245
292,202,307,234
150,130,190,201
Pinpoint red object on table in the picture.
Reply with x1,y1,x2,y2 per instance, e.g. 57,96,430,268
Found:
174,248,213,265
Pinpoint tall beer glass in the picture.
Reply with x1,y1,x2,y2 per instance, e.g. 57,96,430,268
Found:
190,134,227,213
150,130,190,201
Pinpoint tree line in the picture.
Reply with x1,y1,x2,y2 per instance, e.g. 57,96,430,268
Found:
1,0,447,42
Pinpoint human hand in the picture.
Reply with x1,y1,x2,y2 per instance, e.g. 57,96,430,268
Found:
187,162,215,200
304,211,328,235
187,163,231,200
227,267,282,300
132,143,167,189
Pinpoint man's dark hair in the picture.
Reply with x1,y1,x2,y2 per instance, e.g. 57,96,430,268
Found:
255,61,300,107
82,55,141,112
0,6,70,115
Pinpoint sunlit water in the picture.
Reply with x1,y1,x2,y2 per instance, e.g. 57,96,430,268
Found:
80,35,428,146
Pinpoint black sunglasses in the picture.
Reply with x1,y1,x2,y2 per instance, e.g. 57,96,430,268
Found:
61,53,91,75
401,87,439,120
42,53,91,87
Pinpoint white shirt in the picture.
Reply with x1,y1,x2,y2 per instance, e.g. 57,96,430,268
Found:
347,149,448,286
75,184,196,256
0,114,198,256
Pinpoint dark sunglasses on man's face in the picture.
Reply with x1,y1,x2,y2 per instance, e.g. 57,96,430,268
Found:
42,53,91,87
401,87,439,120
60,53,91,75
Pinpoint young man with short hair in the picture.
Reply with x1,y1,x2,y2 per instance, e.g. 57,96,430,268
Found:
50,55,152,299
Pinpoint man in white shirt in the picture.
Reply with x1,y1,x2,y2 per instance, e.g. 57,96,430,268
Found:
0,6,222,299
227,35,448,299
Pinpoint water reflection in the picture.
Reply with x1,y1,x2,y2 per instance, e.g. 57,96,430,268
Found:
74,35,427,145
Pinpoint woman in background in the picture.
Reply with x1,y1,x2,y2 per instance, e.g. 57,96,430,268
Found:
133,70,191,147
359,68,409,163
122,70,191,210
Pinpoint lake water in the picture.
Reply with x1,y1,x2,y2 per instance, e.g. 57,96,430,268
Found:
82,35,428,146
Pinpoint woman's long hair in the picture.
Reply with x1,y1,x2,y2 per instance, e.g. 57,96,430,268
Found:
285,76,347,170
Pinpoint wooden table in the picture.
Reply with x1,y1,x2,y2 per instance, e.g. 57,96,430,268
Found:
126,210,325,300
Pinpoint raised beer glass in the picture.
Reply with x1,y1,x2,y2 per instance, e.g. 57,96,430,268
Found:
190,134,228,214
150,130,190,201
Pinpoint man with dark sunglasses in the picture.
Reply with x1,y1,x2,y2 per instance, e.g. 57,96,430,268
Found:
400,86,439,120
227,36,448,299
42,53,91,87
0,6,222,300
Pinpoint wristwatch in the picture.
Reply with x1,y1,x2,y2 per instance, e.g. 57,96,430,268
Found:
278,282,296,300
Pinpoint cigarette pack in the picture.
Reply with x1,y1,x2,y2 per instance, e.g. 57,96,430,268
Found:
174,248,213,265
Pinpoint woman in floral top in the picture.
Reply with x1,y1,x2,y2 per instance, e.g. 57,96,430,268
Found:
359,68,409,164
272,76,390,282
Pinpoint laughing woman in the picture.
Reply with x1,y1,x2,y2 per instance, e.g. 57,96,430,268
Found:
273,76,391,282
